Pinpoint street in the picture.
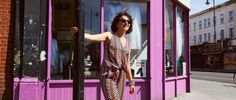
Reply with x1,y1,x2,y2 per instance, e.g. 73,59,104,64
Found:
191,71,235,84
173,71,236,100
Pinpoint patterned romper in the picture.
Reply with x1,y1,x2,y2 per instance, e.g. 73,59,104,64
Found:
101,33,130,100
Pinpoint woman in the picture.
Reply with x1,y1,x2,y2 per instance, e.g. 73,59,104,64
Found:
72,12,135,100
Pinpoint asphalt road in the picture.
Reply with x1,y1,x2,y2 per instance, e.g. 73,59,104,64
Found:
191,71,235,84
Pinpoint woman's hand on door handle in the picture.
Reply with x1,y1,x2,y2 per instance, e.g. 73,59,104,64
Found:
71,26,79,36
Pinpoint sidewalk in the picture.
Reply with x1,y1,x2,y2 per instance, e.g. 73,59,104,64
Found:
173,79,236,100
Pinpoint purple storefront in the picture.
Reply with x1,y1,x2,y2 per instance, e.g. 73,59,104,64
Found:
13,0,190,100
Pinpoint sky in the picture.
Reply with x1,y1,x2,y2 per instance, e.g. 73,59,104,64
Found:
190,0,230,15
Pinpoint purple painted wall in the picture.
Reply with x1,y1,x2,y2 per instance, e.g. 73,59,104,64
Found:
13,0,190,100
13,79,149,100
48,81,73,100
149,0,164,99
13,78,20,100
48,80,149,100
165,77,188,100
177,79,187,96
165,81,176,100
123,80,149,100
19,82,38,100
14,78,46,100
185,11,191,93
47,0,52,99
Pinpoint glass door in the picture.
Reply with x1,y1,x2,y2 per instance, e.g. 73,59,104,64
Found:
47,0,85,99
49,0,101,80
47,0,101,99
50,0,75,80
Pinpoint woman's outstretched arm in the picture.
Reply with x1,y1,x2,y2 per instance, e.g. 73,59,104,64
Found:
71,26,112,42
84,32,111,42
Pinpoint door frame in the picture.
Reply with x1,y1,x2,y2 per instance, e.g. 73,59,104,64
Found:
46,0,85,100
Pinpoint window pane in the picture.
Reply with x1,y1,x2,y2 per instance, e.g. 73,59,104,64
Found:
229,28,233,38
208,33,211,42
220,14,224,24
204,19,207,28
51,0,101,80
104,0,148,78
208,18,211,27
199,34,202,43
83,0,101,79
51,0,75,80
229,11,233,22
199,21,202,30
165,2,174,77
220,30,224,40
204,33,207,42
176,9,186,76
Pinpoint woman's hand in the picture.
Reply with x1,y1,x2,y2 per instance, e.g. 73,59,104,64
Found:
129,85,135,94
71,26,79,35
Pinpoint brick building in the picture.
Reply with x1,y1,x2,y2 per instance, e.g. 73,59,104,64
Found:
0,0,14,99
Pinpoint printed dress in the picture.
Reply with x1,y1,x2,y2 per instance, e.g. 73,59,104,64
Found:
101,33,130,100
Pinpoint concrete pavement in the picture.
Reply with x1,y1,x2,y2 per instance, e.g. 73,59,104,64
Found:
173,79,236,100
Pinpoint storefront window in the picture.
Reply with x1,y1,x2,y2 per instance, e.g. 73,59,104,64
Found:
14,0,46,79
51,0,100,80
104,0,148,78
51,0,74,80
176,9,186,76
165,1,187,77
83,0,101,79
165,2,174,77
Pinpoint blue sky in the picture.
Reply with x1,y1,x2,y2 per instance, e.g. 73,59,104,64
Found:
190,0,229,15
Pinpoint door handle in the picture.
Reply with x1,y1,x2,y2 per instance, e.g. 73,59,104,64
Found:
42,24,47,27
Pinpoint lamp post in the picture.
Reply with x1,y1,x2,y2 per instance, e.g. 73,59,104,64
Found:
205,0,217,71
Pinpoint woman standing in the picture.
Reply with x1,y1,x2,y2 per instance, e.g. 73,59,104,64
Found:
72,12,135,100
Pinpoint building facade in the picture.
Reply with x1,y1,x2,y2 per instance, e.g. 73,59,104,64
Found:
190,0,236,71
0,0,190,100
190,0,236,46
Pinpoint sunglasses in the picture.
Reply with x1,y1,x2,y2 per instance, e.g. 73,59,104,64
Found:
119,19,131,24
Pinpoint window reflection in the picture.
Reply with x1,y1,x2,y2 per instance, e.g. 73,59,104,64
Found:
51,0,75,80
83,0,101,79
165,2,187,77
165,2,174,77
104,0,148,78
51,0,100,80
176,9,186,76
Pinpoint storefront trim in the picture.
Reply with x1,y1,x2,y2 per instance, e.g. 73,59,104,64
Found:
149,0,164,99
165,75,188,82
13,0,190,100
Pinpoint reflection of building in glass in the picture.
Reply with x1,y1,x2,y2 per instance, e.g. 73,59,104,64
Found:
105,1,143,49
105,1,148,78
